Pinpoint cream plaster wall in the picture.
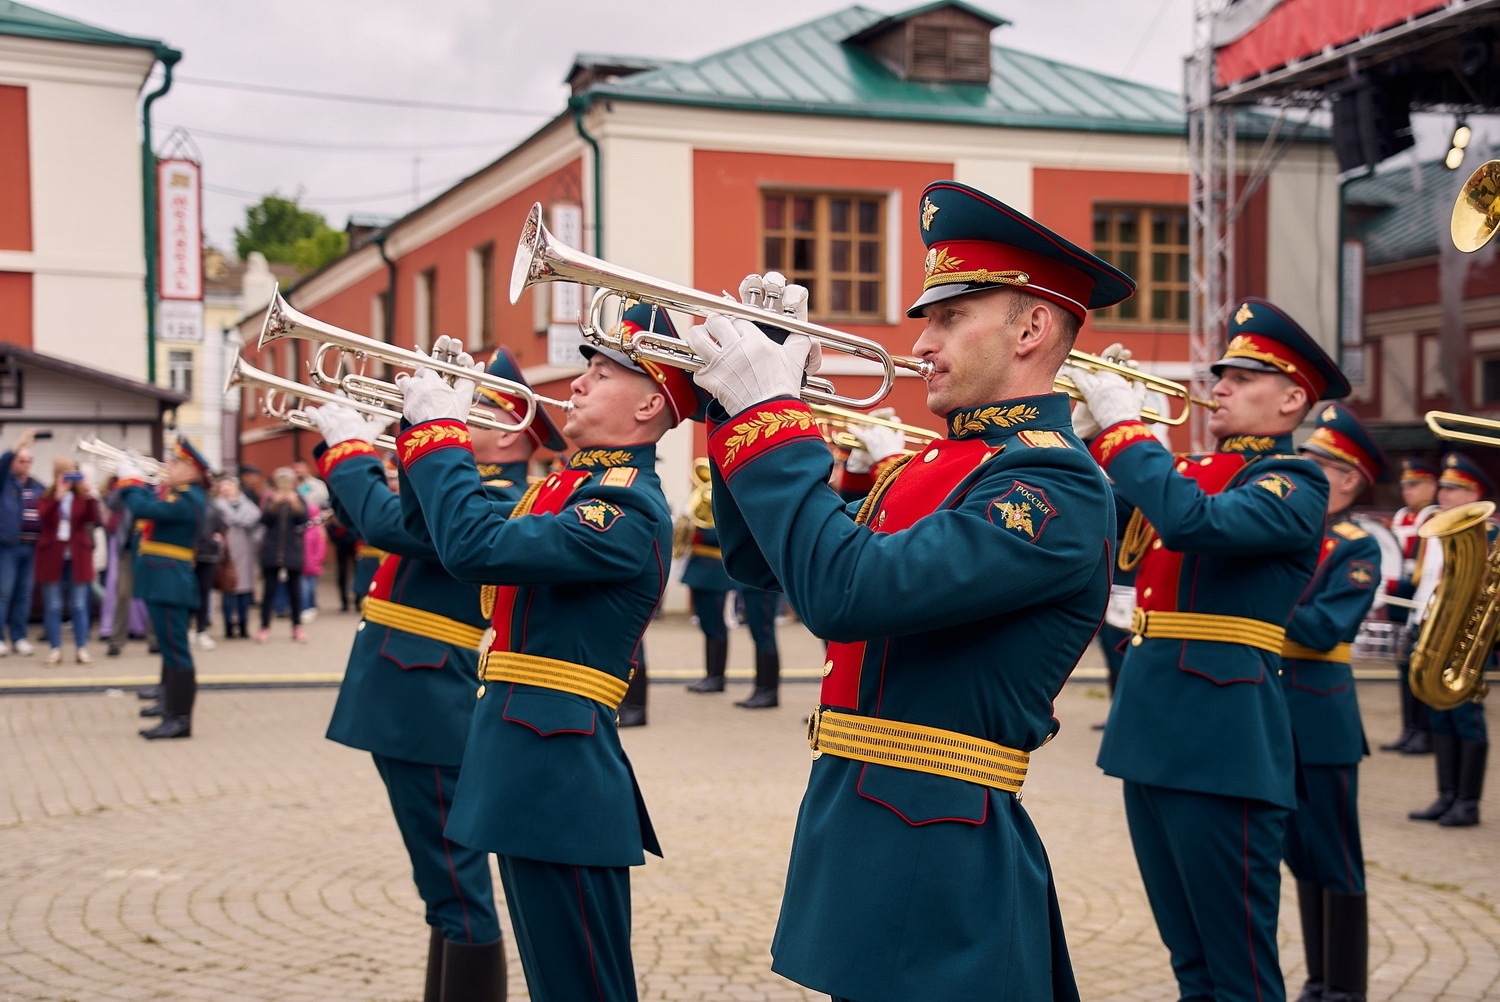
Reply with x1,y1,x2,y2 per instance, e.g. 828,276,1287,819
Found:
1264,146,1340,353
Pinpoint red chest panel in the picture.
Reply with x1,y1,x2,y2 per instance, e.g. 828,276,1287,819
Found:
367,553,403,601
822,439,999,709
488,470,591,652
1392,508,1424,558
1317,534,1338,569
1133,453,1247,615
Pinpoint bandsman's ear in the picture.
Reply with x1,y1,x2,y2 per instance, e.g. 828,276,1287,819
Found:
1014,301,1053,358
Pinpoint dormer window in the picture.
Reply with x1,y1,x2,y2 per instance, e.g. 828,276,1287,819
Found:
910,24,992,83
844,2,1005,85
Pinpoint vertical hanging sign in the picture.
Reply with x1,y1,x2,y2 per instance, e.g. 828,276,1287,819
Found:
157,159,204,343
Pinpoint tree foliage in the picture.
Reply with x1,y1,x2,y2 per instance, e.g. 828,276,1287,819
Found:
233,195,348,271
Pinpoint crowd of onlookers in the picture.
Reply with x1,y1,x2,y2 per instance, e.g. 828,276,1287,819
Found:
0,429,360,666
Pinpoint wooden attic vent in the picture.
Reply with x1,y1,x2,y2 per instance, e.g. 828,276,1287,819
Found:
851,5,1000,85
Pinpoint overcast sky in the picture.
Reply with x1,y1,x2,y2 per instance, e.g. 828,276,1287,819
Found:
26,0,1477,253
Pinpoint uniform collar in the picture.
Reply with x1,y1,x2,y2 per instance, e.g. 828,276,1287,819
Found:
566,444,656,471
477,461,529,483
1216,433,1293,456
1326,507,1351,528
945,392,1070,441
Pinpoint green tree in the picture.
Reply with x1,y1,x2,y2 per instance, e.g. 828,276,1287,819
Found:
234,195,348,271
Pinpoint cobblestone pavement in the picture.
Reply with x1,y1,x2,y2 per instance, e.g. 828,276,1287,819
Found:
0,603,1495,1001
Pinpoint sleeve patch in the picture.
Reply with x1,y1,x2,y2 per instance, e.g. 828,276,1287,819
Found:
1347,560,1376,589
600,467,638,488
1254,472,1296,498
987,481,1057,543
574,500,625,532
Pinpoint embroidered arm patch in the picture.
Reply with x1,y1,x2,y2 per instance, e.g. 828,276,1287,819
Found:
574,500,624,531
1347,560,1376,589
988,481,1056,543
1254,472,1296,498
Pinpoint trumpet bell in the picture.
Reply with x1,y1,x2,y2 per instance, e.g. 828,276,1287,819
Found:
1452,159,1500,254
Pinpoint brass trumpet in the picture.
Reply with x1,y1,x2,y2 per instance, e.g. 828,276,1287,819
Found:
811,404,939,452
1426,410,1500,449
1451,159,1500,253
259,290,568,433
510,203,927,409
77,438,167,483
226,355,401,449
1056,355,1218,427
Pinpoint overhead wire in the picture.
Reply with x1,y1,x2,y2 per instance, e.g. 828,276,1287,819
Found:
171,73,553,118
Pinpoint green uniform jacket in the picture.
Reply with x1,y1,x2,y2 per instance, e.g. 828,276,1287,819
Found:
399,421,668,868
680,525,733,592
1281,514,1381,766
1092,425,1328,809
121,482,205,609
319,441,525,768
710,394,1112,1002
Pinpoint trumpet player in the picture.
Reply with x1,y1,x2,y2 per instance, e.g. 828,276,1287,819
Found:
396,310,705,1002
684,180,1130,1001
115,437,212,740
1282,403,1388,1002
305,346,564,1002
1069,299,1343,1002
1407,452,1494,829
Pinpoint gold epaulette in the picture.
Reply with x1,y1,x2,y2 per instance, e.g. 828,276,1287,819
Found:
482,479,515,489
1332,521,1367,541
1118,507,1155,572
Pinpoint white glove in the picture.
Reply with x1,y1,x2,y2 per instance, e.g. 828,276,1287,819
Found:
844,407,905,473
1064,363,1146,434
305,402,390,447
738,272,822,376
114,457,144,483
683,314,814,415
395,341,480,426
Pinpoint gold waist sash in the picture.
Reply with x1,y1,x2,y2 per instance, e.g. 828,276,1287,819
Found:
690,544,721,559
480,650,629,709
139,540,194,562
807,708,1030,794
1281,639,1353,663
357,544,391,561
362,597,486,649
1130,608,1286,654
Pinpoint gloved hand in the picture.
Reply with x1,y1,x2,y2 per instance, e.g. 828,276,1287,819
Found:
738,272,821,376
1065,342,1145,438
395,338,480,426
1064,363,1146,437
683,314,814,415
304,402,391,447
114,457,144,484
845,407,906,474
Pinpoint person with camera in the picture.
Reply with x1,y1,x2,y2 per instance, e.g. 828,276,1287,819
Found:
36,457,100,665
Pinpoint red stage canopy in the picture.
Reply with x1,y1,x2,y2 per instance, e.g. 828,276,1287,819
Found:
1215,0,1452,88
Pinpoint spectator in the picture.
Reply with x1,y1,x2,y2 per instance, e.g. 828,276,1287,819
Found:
300,501,326,624
213,477,260,639
192,480,226,651
257,467,308,643
324,510,358,613
102,475,155,657
36,457,100,664
0,428,43,656
293,459,329,509
239,464,266,507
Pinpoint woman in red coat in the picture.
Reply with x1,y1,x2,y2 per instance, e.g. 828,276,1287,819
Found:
37,457,100,664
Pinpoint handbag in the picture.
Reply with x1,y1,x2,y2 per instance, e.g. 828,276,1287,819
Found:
214,551,237,593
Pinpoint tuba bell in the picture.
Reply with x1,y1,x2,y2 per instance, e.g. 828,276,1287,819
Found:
1408,500,1499,710
672,458,715,560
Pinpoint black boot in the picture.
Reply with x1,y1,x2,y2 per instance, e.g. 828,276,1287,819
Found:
686,637,727,692
136,685,161,701
1439,740,1487,827
1322,891,1368,1002
1293,881,1325,1002
140,669,194,739
423,925,444,1002
736,649,780,709
440,937,506,1001
139,700,164,718
618,659,647,728
1380,682,1418,751
1401,700,1433,754
1409,733,1459,819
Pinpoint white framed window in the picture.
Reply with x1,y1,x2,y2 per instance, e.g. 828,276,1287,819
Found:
168,349,194,396
413,268,436,352
468,243,494,351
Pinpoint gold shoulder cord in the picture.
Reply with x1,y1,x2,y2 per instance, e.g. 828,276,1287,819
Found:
1117,507,1155,572
479,477,554,620
853,455,913,526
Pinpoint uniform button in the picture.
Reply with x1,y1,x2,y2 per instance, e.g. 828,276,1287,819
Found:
356,621,366,632
476,684,486,698
876,511,887,527
1151,540,1163,550
811,750,822,760
822,659,834,677
1175,461,1188,472
923,450,939,463
1142,588,1152,599
369,582,378,593
628,668,636,681
1277,669,1284,677
1131,635,1143,646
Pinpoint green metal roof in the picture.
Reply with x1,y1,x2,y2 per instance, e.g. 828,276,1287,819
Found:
1345,158,1463,265
581,4,1188,135
0,0,168,53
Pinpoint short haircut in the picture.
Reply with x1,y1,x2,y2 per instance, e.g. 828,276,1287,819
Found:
1004,290,1081,362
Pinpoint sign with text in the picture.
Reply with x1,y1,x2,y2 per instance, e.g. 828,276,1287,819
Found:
158,159,203,301
158,298,204,343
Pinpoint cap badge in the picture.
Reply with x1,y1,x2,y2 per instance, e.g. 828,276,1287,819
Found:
921,197,940,231
1235,302,1254,324
1321,405,1338,421
925,246,964,278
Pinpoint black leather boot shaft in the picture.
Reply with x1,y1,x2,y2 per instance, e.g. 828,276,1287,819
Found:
1293,880,1324,1000
440,937,506,1002
1322,891,1367,1001
1409,733,1459,819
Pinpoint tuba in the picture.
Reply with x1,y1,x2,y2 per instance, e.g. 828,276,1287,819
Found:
672,458,715,559
1408,500,1500,710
